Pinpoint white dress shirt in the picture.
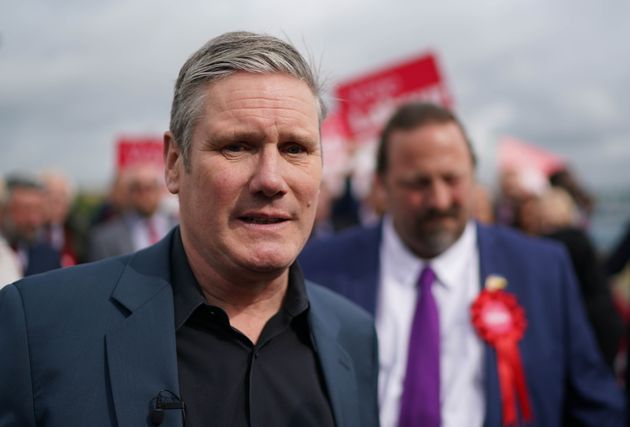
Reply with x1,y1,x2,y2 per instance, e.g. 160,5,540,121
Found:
376,216,485,427
0,236,21,287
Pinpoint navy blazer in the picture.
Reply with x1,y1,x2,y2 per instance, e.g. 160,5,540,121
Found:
23,242,61,276
0,229,379,427
299,222,625,427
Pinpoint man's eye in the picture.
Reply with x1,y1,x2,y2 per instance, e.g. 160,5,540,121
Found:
223,143,247,153
284,144,306,155
400,180,429,190
443,175,460,186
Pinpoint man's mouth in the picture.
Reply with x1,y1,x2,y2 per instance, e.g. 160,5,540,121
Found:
422,208,459,222
240,216,287,224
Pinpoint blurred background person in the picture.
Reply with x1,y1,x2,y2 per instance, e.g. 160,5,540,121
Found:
40,170,83,266
513,193,542,236
87,164,177,261
90,171,132,227
0,178,22,286
495,167,550,230
606,221,630,279
472,182,494,225
536,187,624,371
549,167,595,228
329,174,362,231
311,181,336,239
1,173,61,276
604,222,630,394
494,169,528,227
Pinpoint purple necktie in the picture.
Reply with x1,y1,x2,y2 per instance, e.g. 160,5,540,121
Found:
398,266,441,427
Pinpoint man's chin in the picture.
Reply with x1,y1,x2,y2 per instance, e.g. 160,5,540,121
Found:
238,251,296,275
415,227,461,257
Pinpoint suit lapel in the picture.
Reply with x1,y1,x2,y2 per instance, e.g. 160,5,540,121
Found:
105,234,183,427
307,290,360,427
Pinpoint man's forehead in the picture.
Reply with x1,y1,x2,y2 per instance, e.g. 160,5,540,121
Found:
207,71,312,97
389,122,472,160
10,188,44,206
200,79,319,138
204,73,317,111
11,186,43,197
214,123,318,140
392,120,463,142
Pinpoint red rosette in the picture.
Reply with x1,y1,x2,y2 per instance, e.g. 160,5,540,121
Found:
471,288,533,426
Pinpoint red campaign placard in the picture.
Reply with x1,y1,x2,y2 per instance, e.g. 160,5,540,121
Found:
321,110,352,142
116,136,164,171
499,136,566,176
335,51,452,143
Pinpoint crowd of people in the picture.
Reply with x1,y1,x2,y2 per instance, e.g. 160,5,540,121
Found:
0,30,628,426
0,164,179,286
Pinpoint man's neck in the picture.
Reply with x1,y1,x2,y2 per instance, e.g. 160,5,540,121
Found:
183,241,289,344
203,278,287,344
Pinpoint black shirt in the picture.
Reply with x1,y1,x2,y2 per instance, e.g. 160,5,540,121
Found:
170,229,336,427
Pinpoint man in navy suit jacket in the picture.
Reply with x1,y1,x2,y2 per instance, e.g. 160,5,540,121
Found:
300,102,624,427
0,32,379,427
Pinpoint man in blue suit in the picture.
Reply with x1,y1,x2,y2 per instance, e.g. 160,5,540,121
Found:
0,32,379,427
300,102,624,427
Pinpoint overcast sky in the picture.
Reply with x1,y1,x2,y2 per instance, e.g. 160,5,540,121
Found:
1,0,629,192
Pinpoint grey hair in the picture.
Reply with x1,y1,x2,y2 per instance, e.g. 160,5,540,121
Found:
169,31,326,170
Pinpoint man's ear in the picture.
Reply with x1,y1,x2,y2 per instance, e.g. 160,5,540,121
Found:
164,131,182,194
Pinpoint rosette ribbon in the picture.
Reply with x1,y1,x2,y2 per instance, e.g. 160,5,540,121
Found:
471,285,533,426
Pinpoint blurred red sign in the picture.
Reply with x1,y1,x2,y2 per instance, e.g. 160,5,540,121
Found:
116,136,164,171
499,137,566,176
336,51,451,143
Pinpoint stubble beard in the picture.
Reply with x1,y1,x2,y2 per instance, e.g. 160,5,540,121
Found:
410,211,466,259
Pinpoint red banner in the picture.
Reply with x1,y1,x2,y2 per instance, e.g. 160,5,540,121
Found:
499,137,566,176
335,52,451,143
116,136,164,171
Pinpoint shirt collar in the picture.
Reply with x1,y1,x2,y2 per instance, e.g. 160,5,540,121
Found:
169,227,309,330
431,220,477,290
382,215,477,289
382,215,423,287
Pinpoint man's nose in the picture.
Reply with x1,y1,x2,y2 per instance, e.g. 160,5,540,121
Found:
427,181,451,210
249,146,289,197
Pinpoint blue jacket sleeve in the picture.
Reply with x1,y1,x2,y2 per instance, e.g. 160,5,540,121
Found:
0,284,37,427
